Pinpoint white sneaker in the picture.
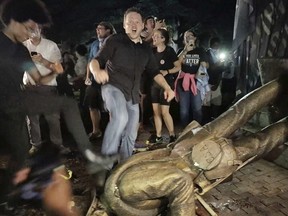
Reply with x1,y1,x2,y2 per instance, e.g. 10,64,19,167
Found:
29,146,39,155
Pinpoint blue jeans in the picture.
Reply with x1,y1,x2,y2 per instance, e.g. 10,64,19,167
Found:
101,84,139,162
177,82,202,127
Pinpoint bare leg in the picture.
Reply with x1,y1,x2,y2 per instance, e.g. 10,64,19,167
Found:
89,108,101,134
152,103,162,137
161,105,175,136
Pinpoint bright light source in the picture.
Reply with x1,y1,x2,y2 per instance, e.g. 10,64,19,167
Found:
219,52,227,61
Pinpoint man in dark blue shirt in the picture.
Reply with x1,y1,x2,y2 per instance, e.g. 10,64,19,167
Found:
90,7,175,163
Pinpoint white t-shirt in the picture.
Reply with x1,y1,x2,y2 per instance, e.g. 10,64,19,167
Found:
74,55,87,77
23,38,62,86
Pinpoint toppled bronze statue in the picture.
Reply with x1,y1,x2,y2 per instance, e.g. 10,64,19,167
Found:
88,78,288,216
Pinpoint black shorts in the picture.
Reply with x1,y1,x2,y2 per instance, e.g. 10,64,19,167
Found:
83,85,103,110
150,83,170,106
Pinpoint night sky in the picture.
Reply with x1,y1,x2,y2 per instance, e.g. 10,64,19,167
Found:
0,0,237,47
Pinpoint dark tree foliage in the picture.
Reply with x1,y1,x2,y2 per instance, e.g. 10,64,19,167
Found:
0,0,236,47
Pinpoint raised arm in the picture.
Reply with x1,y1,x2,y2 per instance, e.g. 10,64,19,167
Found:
89,59,109,84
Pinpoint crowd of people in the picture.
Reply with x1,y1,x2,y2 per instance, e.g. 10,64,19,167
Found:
0,0,236,215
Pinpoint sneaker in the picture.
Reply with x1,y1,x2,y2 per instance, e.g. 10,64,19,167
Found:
85,151,119,174
133,143,148,152
155,136,163,144
89,131,102,142
59,145,71,155
169,135,177,143
145,134,163,144
146,134,156,144
29,146,39,155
